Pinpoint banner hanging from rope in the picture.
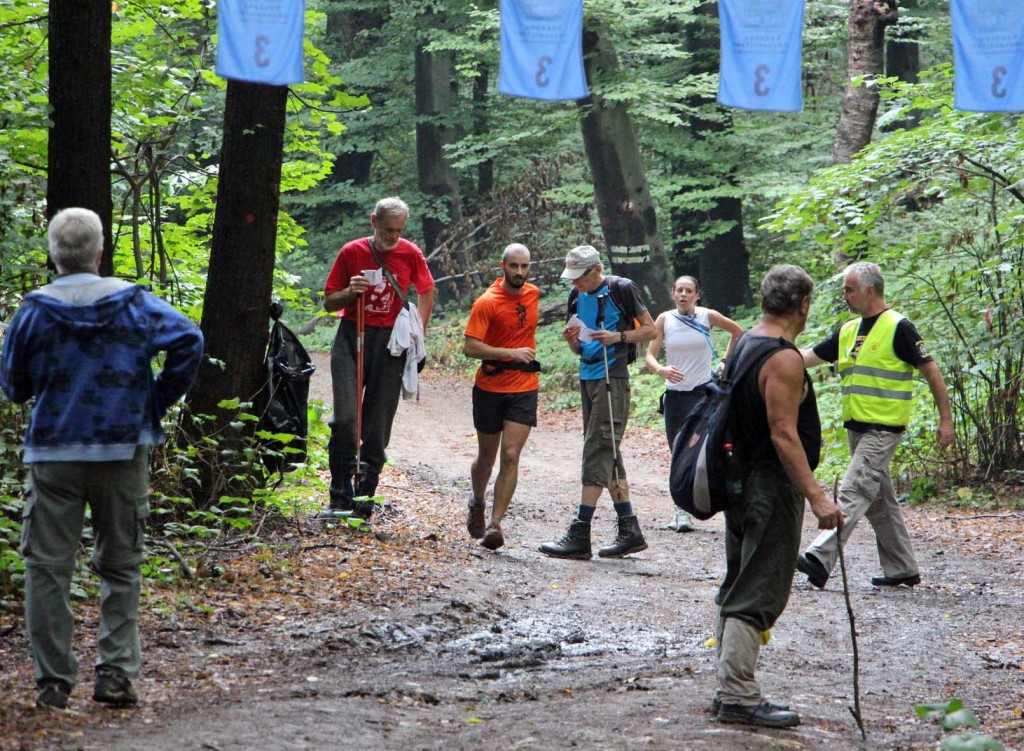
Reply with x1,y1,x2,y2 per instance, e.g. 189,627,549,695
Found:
951,0,1024,112
498,0,588,101
718,0,804,112
216,0,305,86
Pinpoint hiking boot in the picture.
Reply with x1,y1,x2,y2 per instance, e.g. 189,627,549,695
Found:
718,699,800,728
796,552,829,589
36,681,70,709
871,573,921,587
93,668,138,707
668,508,695,533
597,515,647,558
538,519,592,560
481,522,504,551
711,696,789,714
350,497,376,520
467,498,486,539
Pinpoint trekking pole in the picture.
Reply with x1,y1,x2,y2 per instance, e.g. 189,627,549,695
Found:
834,476,866,740
353,299,367,486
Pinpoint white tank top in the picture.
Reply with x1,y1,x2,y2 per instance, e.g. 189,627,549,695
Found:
663,306,714,392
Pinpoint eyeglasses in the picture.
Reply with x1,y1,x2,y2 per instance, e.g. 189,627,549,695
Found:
579,265,597,277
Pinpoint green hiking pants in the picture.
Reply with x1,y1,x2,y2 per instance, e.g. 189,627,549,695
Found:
21,447,150,689
717,464,803,631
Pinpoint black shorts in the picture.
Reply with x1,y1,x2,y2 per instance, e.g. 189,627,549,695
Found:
472,386,538,434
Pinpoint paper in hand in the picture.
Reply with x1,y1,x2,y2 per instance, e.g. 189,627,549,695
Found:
567,314,594,343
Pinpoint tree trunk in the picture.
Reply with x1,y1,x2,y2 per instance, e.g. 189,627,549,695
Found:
578,25,672,312
670,1,751,315
883,0,921,132
316,9,383,229
472,62,495,203
832,0,899,164
415,20,465,299
47,0,113,277
187,81,288,505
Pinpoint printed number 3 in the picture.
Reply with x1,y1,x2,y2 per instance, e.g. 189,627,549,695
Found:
992,66,1007,98
255,35,270,68
536,55,552,88
754,64,771,97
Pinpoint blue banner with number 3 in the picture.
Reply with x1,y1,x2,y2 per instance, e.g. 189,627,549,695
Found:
952,0,1024,112
498,0,588,101
718,0,803,112
216,0,305,86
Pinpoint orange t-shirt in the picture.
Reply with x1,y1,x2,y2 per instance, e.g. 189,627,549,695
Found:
464,279,540,393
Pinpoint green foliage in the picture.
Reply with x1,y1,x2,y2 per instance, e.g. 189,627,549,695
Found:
915,699,1004,751
763,66,1024,487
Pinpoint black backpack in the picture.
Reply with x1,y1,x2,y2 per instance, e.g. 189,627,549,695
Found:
566,275,641,364
254,302,315,474
668,337,785,519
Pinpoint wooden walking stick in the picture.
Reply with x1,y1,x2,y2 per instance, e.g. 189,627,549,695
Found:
834,476,866,740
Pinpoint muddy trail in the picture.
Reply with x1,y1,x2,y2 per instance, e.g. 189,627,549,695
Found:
5,354,1024,750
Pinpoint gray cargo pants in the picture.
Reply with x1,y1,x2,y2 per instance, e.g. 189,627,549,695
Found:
21,446,149,689
805,429,918,579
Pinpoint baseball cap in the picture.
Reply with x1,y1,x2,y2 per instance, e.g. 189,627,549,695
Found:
560,245,601,280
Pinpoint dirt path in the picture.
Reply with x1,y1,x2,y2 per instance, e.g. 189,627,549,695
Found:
20,356,1024,749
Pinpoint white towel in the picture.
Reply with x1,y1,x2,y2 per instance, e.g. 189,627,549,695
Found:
388,304,425,399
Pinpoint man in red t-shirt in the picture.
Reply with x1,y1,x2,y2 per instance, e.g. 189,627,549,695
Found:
320,197,434,517
463,244,540,550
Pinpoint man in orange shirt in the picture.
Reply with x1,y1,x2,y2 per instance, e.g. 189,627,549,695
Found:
463,243,540,551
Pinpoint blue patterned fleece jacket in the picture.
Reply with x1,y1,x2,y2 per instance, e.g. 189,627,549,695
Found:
0,274,204,463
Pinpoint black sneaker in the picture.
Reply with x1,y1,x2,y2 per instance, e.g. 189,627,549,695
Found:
871,573,921,587
93,668,138,707
36,681,70,709
796,553,829,589
718,699,800,728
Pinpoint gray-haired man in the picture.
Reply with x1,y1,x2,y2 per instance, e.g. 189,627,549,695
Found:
1,208,204,709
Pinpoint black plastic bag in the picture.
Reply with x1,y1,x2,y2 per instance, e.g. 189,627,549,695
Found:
254,302,315,474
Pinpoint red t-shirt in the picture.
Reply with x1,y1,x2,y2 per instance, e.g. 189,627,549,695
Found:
324,237,434,328
464,278,540,393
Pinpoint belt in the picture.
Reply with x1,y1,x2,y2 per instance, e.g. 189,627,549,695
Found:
481,360,542,376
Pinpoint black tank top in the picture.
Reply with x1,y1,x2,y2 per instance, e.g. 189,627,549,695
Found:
730,335,821,470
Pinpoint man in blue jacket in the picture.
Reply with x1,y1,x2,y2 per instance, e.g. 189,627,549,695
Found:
0,208,204,710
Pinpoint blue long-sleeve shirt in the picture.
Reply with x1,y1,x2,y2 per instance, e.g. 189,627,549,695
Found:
0,274,204,462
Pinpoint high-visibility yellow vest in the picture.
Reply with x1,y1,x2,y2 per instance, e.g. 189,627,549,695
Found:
838,309,914,427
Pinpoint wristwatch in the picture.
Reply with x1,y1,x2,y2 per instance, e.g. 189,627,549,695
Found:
619,332,627,343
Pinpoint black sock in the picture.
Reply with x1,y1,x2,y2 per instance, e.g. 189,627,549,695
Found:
577,504,596,523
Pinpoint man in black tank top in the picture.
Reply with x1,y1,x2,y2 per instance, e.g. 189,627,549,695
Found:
713,265,844,729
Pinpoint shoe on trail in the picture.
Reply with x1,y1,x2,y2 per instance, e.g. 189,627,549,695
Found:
36,681,70,710
481,523,504,551
467,498,486,539
93,668,138,707
538,519,592,560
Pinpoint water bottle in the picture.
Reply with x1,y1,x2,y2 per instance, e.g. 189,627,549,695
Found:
723,443,744,501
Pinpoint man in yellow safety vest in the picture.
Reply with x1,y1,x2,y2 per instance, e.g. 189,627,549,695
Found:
795,262,954,589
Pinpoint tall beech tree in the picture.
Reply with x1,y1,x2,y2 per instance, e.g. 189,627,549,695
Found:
670,0,750,314
47,0,113,276
187,81,288,504
833,0,899,164
578,23,672,312
415,8,464,291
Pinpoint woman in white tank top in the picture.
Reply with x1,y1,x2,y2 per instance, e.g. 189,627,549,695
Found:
645,276,742,531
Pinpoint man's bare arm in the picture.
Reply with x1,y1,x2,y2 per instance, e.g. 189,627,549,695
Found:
761,349,843,530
